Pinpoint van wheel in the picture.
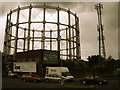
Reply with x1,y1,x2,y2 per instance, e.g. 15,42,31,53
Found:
83,81,86,84
23,79,26,82
99,82,102,85
45,79,49,82
58,79,61,83
33,80,37,83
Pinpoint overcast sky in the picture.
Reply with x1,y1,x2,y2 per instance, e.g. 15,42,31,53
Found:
0,1,119,60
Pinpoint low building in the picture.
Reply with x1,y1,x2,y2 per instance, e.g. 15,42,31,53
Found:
4,49,60,77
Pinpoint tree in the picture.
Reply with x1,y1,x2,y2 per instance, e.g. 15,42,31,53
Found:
115,59,120,69
88,55,98,72
87,55,105,86
106,58,115,71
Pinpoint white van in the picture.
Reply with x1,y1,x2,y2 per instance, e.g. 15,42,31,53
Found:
45,67,74,82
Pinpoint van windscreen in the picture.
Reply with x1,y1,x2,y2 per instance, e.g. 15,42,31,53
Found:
62,72,71,76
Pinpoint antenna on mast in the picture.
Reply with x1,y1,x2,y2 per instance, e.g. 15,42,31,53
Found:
95,3,106,59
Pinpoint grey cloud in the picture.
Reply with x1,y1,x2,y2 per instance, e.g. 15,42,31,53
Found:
103,2,118,31
1,2,95,16
1,2,21,16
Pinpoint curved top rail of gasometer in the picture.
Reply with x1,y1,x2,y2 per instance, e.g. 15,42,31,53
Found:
7,4,79,21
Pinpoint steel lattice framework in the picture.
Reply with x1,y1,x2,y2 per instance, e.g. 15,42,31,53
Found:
3,4,81,60
95,3,106,59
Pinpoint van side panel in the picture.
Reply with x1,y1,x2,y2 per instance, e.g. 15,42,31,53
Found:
13,62,36,72
46,67,69,76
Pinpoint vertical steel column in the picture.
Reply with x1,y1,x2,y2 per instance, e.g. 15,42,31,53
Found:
78,18,81,59
101,27,106,58
66,28,68,60
75,14,80,60
6,13,11,55
96,4,102,56
14,7,20,56
7,11,12,55
8,19,12,55
50,30,52,50
27,4,32,51
32,29,35,50
57,6,60,56
42,4,46,50
98,24,101,56
23,28,26,52
72,28,75,60
68,9,71,60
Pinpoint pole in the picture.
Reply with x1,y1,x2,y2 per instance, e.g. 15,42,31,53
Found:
95,3,106,59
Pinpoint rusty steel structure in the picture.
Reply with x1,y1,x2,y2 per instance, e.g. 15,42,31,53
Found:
3,4,81,61
95,3,106,59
